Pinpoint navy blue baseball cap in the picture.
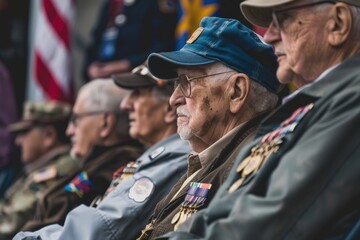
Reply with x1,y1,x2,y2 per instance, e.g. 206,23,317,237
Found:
148,17,279,93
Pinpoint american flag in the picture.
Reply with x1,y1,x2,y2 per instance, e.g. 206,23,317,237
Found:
27,0,74,103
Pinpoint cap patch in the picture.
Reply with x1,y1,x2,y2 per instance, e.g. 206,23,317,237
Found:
128,177,154,202
64,171,93,198
186,27,204,44
33,167,57,183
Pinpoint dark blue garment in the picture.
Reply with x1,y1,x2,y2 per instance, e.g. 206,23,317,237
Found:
0,61,19,198
83,0,177,81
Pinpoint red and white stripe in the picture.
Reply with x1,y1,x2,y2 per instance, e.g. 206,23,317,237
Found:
28,0,74,103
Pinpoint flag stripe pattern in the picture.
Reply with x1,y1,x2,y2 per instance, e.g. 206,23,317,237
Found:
31,0,74,103
43,0,71,49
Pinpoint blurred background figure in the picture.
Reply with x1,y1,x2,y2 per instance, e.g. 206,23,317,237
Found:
0,0,28,197
21,79,143,231
0,0,28,113
0,60,19,199
0,101,78,240
83,0,178,81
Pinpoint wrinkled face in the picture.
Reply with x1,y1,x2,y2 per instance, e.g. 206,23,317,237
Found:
264,1,332,85
66,96,105,161
120,87,169,145
169,66,231,150
15,127,48,164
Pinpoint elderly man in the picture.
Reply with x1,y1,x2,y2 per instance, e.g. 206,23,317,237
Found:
14,64,190,240
0,101,79,239
135,17,279,240
155,1,360,240
21,80,144,231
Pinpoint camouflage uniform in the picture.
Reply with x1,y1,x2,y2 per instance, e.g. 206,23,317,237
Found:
0,102,80,240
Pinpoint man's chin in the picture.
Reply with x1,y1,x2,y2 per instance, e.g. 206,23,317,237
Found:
70,151,83,162
178,127,193,141
276,68,293,84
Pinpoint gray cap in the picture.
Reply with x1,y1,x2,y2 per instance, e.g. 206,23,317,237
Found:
8,101,71,133
240,0,360,27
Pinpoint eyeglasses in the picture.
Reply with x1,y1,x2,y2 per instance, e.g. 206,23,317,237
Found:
271,0,336,30
70,111,107,126
175,71,234,97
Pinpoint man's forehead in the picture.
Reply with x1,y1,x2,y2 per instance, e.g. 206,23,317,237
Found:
73,97,86,112
176,65,209,74
130,87,154,96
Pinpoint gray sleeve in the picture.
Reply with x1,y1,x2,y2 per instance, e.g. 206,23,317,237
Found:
161,89,360,239
14,145,188,240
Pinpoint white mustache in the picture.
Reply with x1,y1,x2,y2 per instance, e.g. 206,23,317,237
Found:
275,49,286,56
176,108,190,117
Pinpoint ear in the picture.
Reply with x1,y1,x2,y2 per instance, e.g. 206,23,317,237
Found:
164,102,177,124
43,126,57,148
100,113,116,138
228,73,250,114
327,3,352,47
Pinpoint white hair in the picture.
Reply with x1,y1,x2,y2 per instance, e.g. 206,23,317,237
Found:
77,79,130,136
208,62,278,114
247,80,278,113
350,6,360,39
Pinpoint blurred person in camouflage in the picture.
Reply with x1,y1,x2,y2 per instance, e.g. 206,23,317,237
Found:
0,101,79,240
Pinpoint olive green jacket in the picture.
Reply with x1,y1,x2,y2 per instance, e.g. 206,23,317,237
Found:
0,146,79,240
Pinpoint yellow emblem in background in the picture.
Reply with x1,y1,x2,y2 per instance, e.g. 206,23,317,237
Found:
186,27,204,44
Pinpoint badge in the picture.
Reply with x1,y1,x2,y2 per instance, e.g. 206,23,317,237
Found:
186,27,204,44
64,171,93,198
149,146,165,160
33,167,57,183
115,14,127,26
124,0,136,6
99,27,119,59
104,162,139,197
228,178,244,193
172,182,212,230
228,103,315,193
129,178,154,203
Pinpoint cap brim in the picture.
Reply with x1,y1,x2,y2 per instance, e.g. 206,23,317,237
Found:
148,50,215,79
113,72,157,89
240,0,295,27
8,121,33,133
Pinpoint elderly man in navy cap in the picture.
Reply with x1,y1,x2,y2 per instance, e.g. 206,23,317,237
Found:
153,0,360,239
136,16,280,240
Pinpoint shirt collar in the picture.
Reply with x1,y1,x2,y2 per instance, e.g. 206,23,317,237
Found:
282,63,340,104
186,123,245,176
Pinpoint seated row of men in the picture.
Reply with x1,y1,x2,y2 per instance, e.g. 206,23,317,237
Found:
2,0,360,239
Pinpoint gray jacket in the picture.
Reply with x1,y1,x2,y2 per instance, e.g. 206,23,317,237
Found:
14,134,190,240
158,54,360,239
